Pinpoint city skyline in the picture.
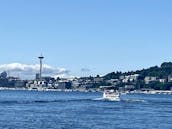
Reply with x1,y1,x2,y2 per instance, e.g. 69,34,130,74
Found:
0,0,172,78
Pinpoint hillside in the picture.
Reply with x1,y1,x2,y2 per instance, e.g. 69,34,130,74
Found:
104,62,172,80
103,62,172,90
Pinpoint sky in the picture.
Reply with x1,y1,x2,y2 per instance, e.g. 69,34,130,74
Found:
0,0,172,79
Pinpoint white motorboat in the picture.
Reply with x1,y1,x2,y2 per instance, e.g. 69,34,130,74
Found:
103,90,120,101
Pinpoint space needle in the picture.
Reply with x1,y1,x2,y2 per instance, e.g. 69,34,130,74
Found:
38,54,44,82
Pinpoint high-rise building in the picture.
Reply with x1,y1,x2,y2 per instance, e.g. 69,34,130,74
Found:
35,73,40,80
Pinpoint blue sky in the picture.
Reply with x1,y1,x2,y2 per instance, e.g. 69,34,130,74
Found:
0,0,172,78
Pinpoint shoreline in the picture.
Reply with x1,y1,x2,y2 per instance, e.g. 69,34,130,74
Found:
0,87,99,93
0,87,172,95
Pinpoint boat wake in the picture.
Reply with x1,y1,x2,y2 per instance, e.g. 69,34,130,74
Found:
0,99,94,104
0,98,145,104
93,98,146,103
121,99,146,103
93,97,121,102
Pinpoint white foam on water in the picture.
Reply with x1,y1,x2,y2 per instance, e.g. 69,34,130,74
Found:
122,99,146,103
93,97,121,102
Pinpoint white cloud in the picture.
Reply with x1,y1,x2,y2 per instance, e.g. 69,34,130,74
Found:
0,63,70,79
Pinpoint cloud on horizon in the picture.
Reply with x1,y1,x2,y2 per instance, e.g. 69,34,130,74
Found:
0,63,70,79
81,68,91,72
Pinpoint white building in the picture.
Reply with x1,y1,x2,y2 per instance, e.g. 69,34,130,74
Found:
168,75,172,82
72,80,80,88
94,77,104,83
122,74,139,83
106,79,120,85
159,79,166,83
144,77,157,84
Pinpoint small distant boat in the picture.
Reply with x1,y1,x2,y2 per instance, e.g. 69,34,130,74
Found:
103,90,120,101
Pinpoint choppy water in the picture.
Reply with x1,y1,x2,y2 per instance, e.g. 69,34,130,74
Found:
0,90,172,129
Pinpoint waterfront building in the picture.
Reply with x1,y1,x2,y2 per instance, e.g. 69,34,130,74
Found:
71,80,80,89
55,81,72,89
35,73,40,80
159,79,166,83
168,75,172,82
14,80,26,87
124,85,135,91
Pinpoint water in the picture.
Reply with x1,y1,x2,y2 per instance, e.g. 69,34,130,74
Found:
0,90,172,129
